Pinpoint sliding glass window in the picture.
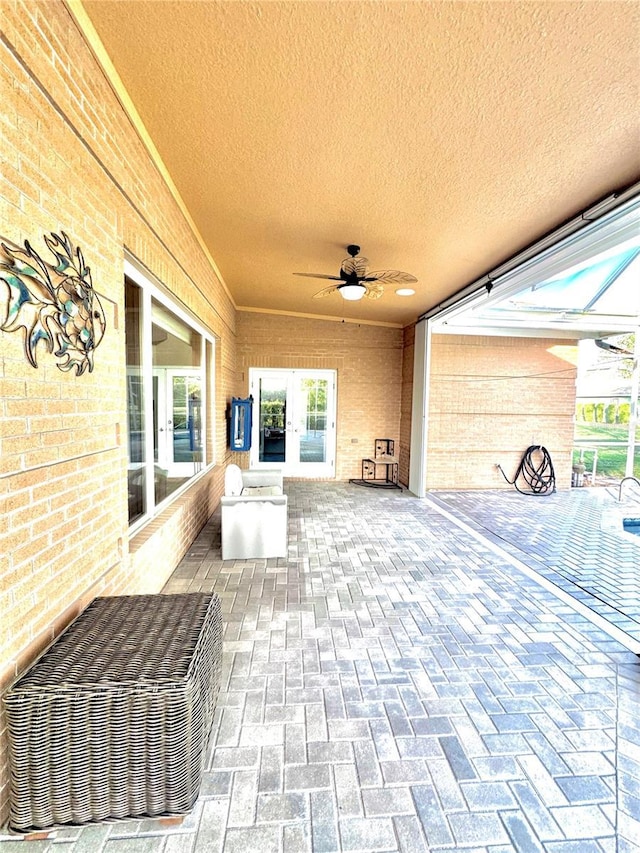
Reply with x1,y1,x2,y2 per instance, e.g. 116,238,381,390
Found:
125,267,214,528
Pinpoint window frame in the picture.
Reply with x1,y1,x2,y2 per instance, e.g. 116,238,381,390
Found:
124,257,216,532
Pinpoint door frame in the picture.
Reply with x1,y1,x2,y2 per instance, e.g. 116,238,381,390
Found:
154,367,203,478
249,368,337,477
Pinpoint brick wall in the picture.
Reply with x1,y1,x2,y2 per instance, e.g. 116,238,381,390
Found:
236,313,404,481
0,0,581,827
0,1,240,821
426,334,577,490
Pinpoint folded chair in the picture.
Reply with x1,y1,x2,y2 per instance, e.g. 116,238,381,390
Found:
220,464,288,559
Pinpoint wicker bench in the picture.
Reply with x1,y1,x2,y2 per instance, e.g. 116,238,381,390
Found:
4,592,223,832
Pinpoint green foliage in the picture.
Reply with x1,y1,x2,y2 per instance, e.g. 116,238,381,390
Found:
573,446,640,479
595,402,605,422
575,422,628,442
604,403,617,424
619,403,631,424
302,378,327,432
583,402,595,422
260,399,285,428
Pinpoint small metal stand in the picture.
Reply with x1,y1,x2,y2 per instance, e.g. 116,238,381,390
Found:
350,438,401,490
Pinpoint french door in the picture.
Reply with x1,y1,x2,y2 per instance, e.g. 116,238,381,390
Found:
154,368,203,478
249,369,336,477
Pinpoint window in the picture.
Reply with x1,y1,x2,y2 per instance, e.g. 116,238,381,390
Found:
124,263,215,527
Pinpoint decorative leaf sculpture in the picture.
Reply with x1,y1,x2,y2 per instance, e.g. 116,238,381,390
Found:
0,231,106,375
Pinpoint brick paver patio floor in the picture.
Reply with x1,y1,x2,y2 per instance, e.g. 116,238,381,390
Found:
4,482,640,852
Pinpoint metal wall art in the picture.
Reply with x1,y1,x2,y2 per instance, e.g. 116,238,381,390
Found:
0,231,106,375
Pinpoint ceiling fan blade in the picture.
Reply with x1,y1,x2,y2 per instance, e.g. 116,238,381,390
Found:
313,284,341,298
293,272,342,281
341,256,369,277
364,270,418,284
364,283,384,300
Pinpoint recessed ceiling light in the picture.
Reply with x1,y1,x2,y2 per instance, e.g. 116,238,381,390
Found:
395,288,415,297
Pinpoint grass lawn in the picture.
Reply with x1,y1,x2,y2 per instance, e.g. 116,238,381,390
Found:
574,421,639,478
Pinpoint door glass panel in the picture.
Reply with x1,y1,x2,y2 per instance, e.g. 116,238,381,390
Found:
259,375,287,462
151,298,203,500
172,375,202,463
299,377,327,463
172,375,190,462
152,372,169,504
251,368,335,476
152,374,159,464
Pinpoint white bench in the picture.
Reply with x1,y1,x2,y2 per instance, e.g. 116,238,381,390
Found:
220,465,288,559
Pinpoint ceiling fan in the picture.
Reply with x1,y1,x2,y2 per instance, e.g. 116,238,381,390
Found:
294,245,417,301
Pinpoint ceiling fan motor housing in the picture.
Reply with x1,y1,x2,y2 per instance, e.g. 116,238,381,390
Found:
340,248,369,281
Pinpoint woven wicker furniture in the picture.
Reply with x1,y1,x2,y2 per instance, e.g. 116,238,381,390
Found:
4,592,223,831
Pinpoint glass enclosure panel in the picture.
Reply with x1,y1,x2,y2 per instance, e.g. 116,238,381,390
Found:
125,279,146,525
574,334,639,483
298,376,327,463
259,375,287,462
515,247,640,312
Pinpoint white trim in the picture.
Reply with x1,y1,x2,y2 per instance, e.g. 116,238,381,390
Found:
249,368,337,478
141,286,155,518
124,257,215,346
434,318,636,339
124,258,215,532
409,319,430,497
627,327,640,478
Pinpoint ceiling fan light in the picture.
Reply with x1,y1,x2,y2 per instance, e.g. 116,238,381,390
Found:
339,283,366,301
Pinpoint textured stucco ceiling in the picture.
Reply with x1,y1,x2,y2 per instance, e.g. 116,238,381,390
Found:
81,0,640,327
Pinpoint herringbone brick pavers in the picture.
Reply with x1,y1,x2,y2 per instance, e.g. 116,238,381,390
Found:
3,482,638,852
430,487,640,643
